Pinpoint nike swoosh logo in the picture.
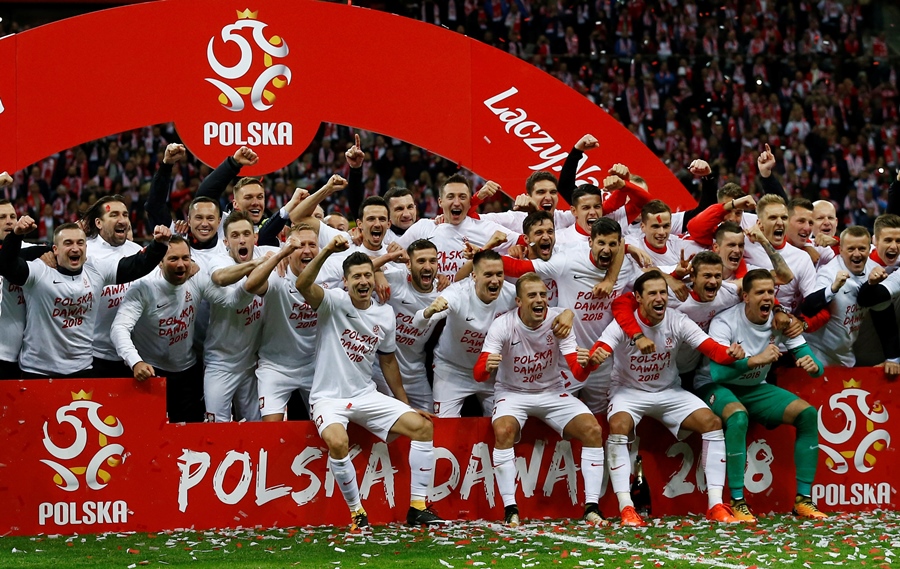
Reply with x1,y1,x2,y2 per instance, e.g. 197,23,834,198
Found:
52,280,64,284
401,300,412,305
511,341,521,346
346,313,357,319
342,480,353,486
419,467,432,472
156,303,169,309
610,464,624,470
465,317,475,321
572,275,587,280
590,463,603,467
720,459,726,463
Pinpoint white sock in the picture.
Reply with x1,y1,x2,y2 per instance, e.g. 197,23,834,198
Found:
492,447,518,507
409,440,434,503
581,446,605,504
606,434,633,511
702,430,726,508
329,455,361,512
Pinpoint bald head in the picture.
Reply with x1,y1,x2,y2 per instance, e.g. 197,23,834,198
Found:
812,200,837,237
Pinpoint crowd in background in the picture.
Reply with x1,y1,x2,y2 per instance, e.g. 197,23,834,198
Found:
2,0,898,241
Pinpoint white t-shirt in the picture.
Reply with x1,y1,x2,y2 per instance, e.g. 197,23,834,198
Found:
396,217,522,277
806,256,881,367
555,206,628,246
694,304,807,389
86,236,144,361
624,234,691,268
203,257,264,370
111,268,252,372
482,307,577,394
257,267,328,369
743,240,816,312
598,309,714,393
413,279,516,376
373,267,441,384
309,288,396,405
18,257,119,376
668,283,741,370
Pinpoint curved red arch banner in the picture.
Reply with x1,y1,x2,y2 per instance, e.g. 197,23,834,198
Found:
0,0,694,209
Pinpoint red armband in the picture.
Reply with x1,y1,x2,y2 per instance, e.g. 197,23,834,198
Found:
697,338,736,365
501,256,536,278
473,352,492,382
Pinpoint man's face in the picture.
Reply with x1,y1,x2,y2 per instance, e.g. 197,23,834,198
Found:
786,206,814,248
288,229,319,276
758,203,789,246
841,234,871,275
590,232,620,271
189,202,220,243
812,203,837,236
161,241,192,285
572,194,603,233
96,201,130,247
530,180,559,212
234,183,266,224
526,219,555,261
0,204,16,238
344,262,374,305
358,205,389,250
439,183,471,225
874,227,900,266
224,219,256,264
473,258,505,303
516,280,549,325
408,247,438,292
325,215,349,232
743,278,776,324
636,278,668,324
54,228,88,272
692,263,723,302
388,194,417,230
713,231,745,273
641,211,672,248
313,206,325,220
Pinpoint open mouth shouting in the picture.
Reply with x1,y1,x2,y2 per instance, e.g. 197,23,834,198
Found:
356,283,371,299
68,252,83,266
884,248,899,264
449,207,464,222
535,239,553,260
486,281,501,299
369,227,384,243
771,227,785,242
531,302,546,318
758,301,772,319
595,252,612,269
236,246,251,262
113,223,128,241
650,299,666,317
418,268,434,288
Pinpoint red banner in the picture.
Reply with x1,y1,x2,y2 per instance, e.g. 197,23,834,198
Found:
5,0,693,209
0,367,894,535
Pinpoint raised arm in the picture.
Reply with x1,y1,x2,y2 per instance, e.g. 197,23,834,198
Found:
113,226,171,284
296,234,348,309
681,159,719,226
757,144,788,200
744,225,793,285
289,174,348,227
0,216,34,286
256,187,310,247
145,144,185,227
244,235,301,295
558,134,599,202
197,146,259,199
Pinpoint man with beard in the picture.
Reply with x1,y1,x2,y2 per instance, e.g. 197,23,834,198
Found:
800,226,900,372
591,271,744,527
693,270,826,523
501,218,663,413
477,275,605,527
395,175,523,277
298,235,445,529
111,236,254,422
372,239,442,412
0,216,169,378
83,195,144,378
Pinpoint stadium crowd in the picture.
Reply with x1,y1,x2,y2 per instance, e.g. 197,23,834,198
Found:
0,0,898,533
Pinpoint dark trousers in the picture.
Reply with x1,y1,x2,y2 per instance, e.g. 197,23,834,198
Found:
22,368,94,379
0,359,21,380
91,357,134,379
159,362,206,423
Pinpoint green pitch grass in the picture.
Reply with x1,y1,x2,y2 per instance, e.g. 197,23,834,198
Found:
1,511,898,568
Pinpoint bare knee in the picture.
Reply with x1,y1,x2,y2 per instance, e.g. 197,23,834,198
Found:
409,416,434,442
608,413,633,435
570,417,603,447
322,429,350,459
493,419,519,448
698,411,723,433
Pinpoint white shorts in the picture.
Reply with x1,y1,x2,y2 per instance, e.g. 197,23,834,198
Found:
257,361,314,417
492,390,593,440
608,386,707,440
204,364,260,423
311,390,415,442
432,362,493,418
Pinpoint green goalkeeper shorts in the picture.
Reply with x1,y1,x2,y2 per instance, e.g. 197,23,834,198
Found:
695,381,800,429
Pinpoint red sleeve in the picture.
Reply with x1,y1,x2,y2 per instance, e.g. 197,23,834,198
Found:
697,338,737,365
685,203,727,248
515,234,528,248
611,293,642,338
473,352,492,382
801,307,830,333
467,194,482,219
501,256,536,278
590,340,612,355
603,187,628,212
620,180,652,223
564,352,593,383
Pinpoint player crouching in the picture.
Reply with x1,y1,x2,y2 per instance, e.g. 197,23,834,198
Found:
476,273,606,527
